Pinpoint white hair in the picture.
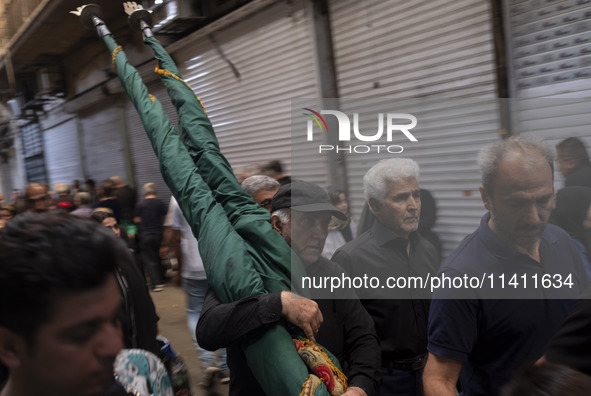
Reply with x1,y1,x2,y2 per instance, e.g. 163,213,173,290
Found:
477,135,556,196
272,208,291,225
142,182,158,196
363,158,420,203
241,175,279,198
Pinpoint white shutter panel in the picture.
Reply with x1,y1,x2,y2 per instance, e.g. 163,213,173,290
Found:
42,116,82,187
79,100,127,183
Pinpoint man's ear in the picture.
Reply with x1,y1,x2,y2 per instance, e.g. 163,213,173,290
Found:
368,197,380,215
479,186,491,211
0,327,27,368
271,214,283,235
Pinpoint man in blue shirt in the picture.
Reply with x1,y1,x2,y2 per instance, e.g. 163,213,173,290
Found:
423,136,588,396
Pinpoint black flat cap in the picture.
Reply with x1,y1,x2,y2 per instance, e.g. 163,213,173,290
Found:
270,180,347,220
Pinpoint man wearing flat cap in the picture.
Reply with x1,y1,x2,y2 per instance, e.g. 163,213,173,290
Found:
197,180,381,396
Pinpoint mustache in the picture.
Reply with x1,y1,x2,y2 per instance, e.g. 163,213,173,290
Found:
306,239,324,249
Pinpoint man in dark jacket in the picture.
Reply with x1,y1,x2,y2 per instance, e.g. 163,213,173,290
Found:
197,181,382,396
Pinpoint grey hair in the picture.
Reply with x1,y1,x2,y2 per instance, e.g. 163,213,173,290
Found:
143,182,158,196
477,135,556,196
74,191,91,205
272,208,291,225
241,175,280,198
54,183,70,194
363,158,420,203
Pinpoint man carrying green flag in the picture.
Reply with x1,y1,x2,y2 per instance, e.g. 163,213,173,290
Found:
71,3,346,395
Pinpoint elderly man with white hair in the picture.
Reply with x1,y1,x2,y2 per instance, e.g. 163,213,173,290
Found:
332,158,440,396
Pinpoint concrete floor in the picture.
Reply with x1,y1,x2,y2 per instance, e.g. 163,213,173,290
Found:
150,285,229,396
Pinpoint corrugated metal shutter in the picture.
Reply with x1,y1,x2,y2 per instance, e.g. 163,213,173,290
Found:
42,115,82,188
126,79,178,203
329,0,500,256
507,0,591,98
79,99,127,184
505,0,591,187
171,0,321,182
20,120,47,183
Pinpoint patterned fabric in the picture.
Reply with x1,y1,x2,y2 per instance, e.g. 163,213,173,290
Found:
114,349,173,396
300,375,322,396
294,339,347,395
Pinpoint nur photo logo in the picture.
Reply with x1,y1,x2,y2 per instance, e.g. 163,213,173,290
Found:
302,108,418,154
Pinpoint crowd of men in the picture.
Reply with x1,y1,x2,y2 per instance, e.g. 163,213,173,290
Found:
2,135,591,396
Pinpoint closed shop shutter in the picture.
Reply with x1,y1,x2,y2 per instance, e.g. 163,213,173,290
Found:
507,0,591,98
42,115,82,188
20,120,47,183
505,0,591,187
329,0,500,256
79,99,127,185
171,0,322,184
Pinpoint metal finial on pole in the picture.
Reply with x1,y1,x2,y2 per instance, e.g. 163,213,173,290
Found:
70,4,111,37
123,2,154,40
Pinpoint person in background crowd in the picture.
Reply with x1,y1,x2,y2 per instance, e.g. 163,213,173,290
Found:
261,159,291,185
240,175,279,210
322,189,357,259
501,362,591,396
111,176,137,227
556,137,591,188
54,183,75,212
549,186,591,279
86,178,97,204
72,179,82,195
8,189,20,206
161,196,229,388
234,164,261,184
424,136,588,396
70,192,94,218
0,212,126,396
93,179,123,223
134,183,168,292
24,182,52,213
0,206,15,230
540,286,591,377
417,188,443,261
332,158,439,396
90,210,161,357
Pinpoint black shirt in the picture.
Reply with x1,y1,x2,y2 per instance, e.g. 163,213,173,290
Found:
566,161,591,188
134,198,167,236
332,220,440,362
196,256,381,396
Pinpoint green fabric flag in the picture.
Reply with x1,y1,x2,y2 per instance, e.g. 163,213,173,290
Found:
101,34,341,395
